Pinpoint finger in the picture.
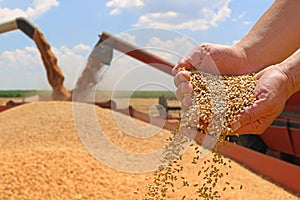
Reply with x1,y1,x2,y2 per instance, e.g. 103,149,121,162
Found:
176,82,193,107
254,67,267,80
172,59,193,75
177,95,191,113
173,45,210,74
231,118,273,135
230,100,266,132
174,71,191,87
176,82,193,100
182,93,193,107
180,81,193,95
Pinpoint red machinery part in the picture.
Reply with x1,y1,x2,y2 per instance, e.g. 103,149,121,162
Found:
260,118,295,155
290,118,300,157
0,105,13,112
99,32,174,75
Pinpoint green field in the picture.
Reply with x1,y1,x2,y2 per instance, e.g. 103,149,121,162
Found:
97,90,177,99
132,91,177,98
0,90,51,98
0,90,177,99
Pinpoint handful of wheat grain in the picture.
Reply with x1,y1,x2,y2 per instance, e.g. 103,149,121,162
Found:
141,70,257,200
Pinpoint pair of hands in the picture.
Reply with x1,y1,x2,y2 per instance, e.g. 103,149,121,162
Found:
173,43,292,135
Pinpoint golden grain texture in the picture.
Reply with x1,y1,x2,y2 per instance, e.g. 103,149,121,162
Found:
142,71,287,200
183,70,257,136
0,102,298,200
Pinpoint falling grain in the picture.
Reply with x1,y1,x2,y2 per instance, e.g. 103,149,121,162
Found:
142,69,258,199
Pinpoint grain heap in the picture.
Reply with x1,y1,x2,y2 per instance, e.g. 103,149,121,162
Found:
0,101,298,199
0,102,172,200
141,69,257,200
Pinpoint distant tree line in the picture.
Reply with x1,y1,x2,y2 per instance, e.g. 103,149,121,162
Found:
0,90,50,98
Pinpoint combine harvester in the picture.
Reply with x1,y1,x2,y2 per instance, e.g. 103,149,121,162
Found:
0,17,300,195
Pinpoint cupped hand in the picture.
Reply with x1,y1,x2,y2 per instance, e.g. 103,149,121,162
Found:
173,43,253,110
173,70,193,111
172,43,252,76
231,64,294,134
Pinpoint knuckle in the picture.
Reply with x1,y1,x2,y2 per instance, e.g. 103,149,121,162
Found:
198,43,212,54
250,120,269,135
180,82,193,93
174,72,185,87
252,121,263,134
173,74,180,87
199,42,210,48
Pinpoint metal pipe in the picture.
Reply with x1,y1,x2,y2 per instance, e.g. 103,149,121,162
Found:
99,31,175,76
0,19,18,34
15,17,35,39
0,17,35,39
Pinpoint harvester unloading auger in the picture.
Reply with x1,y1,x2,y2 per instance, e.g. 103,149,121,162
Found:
1,17,300,195
0,17,174,102
0,17,178,129
0,17,71,101
72,31,175,102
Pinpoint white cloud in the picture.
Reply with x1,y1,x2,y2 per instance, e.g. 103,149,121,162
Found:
135,15,214,31
0,45,50,89
0,43,89,89
232,11,250,25
0,31,194,90
110,8,121,15
72,44,91,52
106,0,143,8
97,32,197,92
0,0,59,22
1,46,40,66
146,35,195,63
106,0,143,15
116,32,137,44
237,12,246,20
242,21,251,25
232,11,246,21
97,55,176,92
52,46,87,88
106,0,231,31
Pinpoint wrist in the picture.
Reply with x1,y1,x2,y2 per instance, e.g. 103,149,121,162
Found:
233,44,258,74
280,50,300,95
284,68,300,96
272,65,295,100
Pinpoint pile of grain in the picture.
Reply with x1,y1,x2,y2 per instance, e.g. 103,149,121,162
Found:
0,102,298,199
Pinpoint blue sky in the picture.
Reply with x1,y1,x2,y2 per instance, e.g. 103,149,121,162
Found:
0,0,274,91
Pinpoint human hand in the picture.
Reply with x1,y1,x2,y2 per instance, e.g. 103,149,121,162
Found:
173,43,252,111
173,70,193,111
231,64,294,134
172,43,252,76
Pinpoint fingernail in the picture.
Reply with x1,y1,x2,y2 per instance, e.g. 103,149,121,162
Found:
181,71,190,81
231,121,241,132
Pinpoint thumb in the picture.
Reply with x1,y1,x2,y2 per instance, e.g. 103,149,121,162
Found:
172,60,193,75
254,70,264,80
